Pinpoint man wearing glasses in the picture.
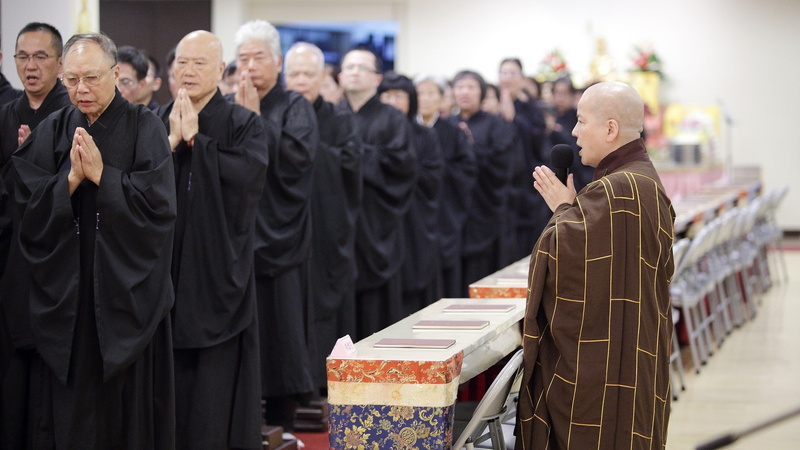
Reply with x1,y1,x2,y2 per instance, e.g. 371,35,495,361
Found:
11,32,177,448
336,47,417,340
0,22,71,447
116,45,150,108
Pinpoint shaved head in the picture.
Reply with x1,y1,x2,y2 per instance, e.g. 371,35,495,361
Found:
582,81,644,140
174,30,225,107
177,30,223,65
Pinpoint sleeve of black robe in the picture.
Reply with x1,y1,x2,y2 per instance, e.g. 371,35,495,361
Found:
159,100,268,348
355,105,418,288
435,121,477,265
0,172,9,277
462,114,516,255
402,124,444,290
255,93,318,275
313,104,363,292
12,109,176,383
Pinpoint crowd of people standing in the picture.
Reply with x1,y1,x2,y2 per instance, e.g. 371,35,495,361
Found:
0,19,593,449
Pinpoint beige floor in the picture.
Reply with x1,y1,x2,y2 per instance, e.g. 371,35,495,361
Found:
666,250,800,449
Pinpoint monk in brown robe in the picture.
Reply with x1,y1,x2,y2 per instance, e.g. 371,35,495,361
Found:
517,81,675,449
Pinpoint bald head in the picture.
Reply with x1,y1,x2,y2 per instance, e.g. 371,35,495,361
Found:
285,42,324,72
582,81,644,140
174,30,225,106
284,42,325,104
177,30,223,65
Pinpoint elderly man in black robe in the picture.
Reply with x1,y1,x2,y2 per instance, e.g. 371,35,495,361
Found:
378,72,444,315
11,32,176,449
448,70,515,295
232,19,319,436
0,22,72,447
157,30,267,449
336,47,417,340
414,74,477,299
284,42,363,396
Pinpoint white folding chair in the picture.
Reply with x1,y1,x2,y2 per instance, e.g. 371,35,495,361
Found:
452,348,524,450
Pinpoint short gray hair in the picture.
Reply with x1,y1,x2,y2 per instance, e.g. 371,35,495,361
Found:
413,74,447,95
235,20,281,64
64,33,117,66
285,42,324,72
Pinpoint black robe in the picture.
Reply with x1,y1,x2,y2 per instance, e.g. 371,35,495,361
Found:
336,95,417,339
0,82,71,349
0,73,22,107
0,83,72,447
448,110,515,293
11,92,176,449
157,90,267,449
427,117,476,299
510,99,549,260
308,96,362,391
400,121,444,315
241,85,319,398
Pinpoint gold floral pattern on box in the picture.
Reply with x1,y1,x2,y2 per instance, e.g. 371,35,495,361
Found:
328,403,455,449
327,353,463,384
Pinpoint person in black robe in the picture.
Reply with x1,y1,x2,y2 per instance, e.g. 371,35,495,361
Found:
448,70,515,296
284,42,363,395
546,76,594,193
0,60,22,106
11,33,176,449
336,48,417,340
0,23,72,448
414,75,477,299
498,58,549,260
232,20,319,434
378,72,444,316
157,31,267,450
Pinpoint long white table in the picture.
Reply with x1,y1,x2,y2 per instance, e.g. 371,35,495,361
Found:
326,297,525,449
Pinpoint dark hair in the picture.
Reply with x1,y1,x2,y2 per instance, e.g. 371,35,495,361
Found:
485,83,499,98
324,64,340,86
377,71,418,120
17,22,63,56
554,75,576,94
63,33,117,66
144,51,161,79
500,57,523,72
343,46,382,73
166,46,176,69
453,70,488,102
117,46,148,80
524,76,541,99
224,60,237,78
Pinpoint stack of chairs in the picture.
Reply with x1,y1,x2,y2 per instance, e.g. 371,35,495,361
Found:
669,186,789,382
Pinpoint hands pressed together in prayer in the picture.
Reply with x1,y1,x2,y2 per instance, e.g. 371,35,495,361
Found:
68,127,104,195
18,125,31,147
532,165,576,212
168,88,199,151
235,71,260,115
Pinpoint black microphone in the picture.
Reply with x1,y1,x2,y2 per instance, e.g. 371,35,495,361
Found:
550,144,574,185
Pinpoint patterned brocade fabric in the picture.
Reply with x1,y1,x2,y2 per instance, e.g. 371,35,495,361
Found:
517,139,676,449
329,404,454,449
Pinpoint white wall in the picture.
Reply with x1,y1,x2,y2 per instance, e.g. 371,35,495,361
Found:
240,0,800,229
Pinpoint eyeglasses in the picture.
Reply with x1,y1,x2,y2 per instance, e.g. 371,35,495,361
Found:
118,78,137,88
62,65,116,88
13,53,56,64
342,64,377,74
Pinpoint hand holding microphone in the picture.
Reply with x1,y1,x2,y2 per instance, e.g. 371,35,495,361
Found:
532,144,577,212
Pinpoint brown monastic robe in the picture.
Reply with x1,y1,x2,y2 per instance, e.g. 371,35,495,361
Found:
517,138,675,449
